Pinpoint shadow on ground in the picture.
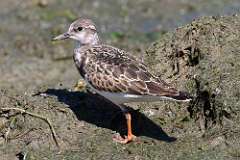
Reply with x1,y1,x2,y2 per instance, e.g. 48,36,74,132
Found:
40,88,176,143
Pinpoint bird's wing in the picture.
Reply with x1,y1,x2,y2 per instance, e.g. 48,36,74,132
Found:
83,45,180,97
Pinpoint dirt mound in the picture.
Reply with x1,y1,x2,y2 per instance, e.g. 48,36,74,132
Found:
146,15,240,130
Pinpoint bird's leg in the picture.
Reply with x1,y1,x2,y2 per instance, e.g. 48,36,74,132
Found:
112,106,136,144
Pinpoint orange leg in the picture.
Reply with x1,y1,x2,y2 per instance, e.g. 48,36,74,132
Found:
113,113,136,144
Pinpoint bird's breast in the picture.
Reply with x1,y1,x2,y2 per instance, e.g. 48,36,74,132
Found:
73,50,88,78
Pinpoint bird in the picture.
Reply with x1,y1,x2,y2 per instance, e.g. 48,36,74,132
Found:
52,18,191,144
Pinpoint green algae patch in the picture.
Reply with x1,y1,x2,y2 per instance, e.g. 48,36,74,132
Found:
40,9,77,22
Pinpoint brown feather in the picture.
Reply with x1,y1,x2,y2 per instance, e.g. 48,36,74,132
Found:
76,45,181,97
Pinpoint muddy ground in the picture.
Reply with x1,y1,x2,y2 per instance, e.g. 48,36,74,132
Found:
0,0,240,159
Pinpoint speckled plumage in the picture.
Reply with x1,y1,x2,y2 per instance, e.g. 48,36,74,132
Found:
53,18,191,143
73,44,185,101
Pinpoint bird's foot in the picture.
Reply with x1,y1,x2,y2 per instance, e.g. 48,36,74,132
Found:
112,133,137,144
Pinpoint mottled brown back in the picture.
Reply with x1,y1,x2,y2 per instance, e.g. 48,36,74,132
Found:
74,45,180,97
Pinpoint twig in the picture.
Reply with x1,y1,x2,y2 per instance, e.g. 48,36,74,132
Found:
0,107,60,149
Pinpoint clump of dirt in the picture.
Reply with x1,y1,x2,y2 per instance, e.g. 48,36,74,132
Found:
146,15,240,132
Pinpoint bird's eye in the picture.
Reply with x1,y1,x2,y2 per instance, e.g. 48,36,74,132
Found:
77,27,83,31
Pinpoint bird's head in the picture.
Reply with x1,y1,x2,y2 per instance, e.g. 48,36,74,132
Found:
53,18,99,46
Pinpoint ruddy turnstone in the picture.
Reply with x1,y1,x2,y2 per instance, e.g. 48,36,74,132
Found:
53,18,191,144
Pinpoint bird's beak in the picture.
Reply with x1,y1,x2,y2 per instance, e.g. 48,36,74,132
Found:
52,32,70,41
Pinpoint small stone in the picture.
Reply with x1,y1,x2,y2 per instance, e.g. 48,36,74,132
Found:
37,0,48,8
73,80,86,91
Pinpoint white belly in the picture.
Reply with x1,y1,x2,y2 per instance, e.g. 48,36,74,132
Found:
85,80,190,105
97,91,185,104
